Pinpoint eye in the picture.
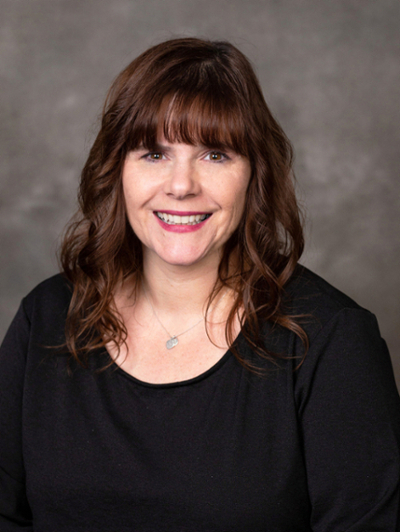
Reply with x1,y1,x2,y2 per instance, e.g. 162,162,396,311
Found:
143,152,164,161
206,151,228,162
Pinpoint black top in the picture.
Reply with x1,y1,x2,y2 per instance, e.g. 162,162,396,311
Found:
1,266,399,531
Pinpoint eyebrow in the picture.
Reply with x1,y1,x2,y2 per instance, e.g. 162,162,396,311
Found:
153,143,173,152
133,143,172,153
134,142,232,153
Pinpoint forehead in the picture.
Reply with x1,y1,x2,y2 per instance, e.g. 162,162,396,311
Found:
151,134,233,151
127,91,249,157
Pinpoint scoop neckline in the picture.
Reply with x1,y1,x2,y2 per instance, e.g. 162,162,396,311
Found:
110,333,241,389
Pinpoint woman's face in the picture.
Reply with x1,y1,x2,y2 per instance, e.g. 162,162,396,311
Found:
122,137,251,270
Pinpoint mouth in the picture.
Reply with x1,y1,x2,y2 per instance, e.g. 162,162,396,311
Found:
155,212,212,225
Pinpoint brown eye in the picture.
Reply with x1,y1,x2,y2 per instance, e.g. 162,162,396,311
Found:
148,152,163,160
208,152,224,161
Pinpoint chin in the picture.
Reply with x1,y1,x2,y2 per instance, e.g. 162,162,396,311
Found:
155,246,215,268
160,255,206,268
145,238,221,268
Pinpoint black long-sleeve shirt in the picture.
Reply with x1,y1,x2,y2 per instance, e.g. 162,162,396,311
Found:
1,266,399,531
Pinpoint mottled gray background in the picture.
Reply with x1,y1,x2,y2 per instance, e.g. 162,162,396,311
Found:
1,0,399,388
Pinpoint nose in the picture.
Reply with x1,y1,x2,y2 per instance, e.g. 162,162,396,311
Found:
164,159,200,199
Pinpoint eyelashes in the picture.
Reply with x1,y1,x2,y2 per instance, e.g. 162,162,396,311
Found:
204,151,230,162
141,150,230,163
143,152,165,161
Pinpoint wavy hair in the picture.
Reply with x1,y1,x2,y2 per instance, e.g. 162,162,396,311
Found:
60,37,306,370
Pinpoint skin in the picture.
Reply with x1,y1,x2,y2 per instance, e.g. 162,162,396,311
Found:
122,138,251,272
111,138,251,383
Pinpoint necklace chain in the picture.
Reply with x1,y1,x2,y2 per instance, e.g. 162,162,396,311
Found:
142,283,226,350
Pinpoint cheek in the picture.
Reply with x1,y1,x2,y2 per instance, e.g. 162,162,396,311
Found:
122,187,136,220
122,178,148,215
122,185,144,235
232,197,247,227
230,175,250,215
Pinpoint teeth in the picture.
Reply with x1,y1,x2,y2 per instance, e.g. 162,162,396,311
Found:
156,212,210,225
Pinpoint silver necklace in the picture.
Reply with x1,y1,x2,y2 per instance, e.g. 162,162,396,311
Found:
142,284,226,350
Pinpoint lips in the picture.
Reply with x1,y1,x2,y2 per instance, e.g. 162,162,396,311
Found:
155,212,211,226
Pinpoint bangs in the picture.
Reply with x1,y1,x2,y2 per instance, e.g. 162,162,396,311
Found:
125,85,250,157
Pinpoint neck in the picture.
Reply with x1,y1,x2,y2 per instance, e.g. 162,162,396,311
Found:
140,252,222,315
114,250,241,350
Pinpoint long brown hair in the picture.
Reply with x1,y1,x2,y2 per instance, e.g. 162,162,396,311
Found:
60,37,306,370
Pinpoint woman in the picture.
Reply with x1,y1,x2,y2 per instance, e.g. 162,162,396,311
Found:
1,37,399,531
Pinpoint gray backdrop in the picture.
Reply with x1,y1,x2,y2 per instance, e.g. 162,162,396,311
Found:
1,0,399,388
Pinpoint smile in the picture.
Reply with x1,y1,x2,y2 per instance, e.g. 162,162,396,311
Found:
155,212,211,225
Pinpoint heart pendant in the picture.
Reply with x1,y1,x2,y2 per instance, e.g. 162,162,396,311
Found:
166,336,178,349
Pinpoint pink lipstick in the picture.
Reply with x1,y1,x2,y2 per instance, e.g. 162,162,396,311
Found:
153,211,211,233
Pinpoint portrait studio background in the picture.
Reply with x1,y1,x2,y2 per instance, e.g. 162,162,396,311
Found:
1,0,399,389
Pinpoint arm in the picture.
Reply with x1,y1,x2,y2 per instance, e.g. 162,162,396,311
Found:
296,308,400,531
0,303,33,530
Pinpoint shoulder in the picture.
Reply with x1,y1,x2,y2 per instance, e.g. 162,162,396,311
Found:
1,274,73,371
19,274,72,344
285,264,363,315
242,265,381,373
280,267,400,421
283,264,371,342
277,265,395,389
22,273,72,316
284,266,398,402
